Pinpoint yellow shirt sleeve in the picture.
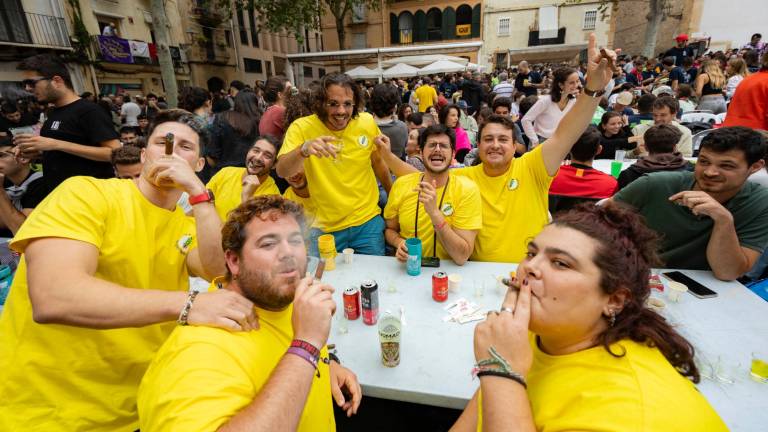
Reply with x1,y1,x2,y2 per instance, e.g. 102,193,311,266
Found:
11,176,108,252
279,117,305,157
521,144,554,191
382,174,411,221
449,176,482,231
139,337,255,432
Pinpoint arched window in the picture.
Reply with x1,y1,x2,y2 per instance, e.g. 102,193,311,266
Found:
426,8,442,41
456,4,472,39
398,12,414,44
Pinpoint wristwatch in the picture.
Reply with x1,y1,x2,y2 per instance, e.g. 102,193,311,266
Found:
188,189,215,206
583,87,606,98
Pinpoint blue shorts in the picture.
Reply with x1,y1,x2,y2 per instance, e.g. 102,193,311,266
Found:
309,215,385,257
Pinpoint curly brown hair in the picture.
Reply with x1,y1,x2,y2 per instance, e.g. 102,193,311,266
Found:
552,202,700,382
221,195,306,280
312,73,364,125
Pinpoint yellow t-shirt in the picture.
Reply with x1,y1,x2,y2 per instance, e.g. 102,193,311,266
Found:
207,166,281,222
138,281,334,432
454,145,553,262
415,85,438,113
0,177,197,432
279,113,382,232
283,186,317,227
477,338,727,431
383,172,482,260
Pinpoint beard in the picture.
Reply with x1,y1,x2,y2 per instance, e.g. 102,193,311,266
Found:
238,257,306,311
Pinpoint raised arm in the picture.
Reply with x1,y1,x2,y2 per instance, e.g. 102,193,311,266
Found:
542,33,618,176
374,134,418,178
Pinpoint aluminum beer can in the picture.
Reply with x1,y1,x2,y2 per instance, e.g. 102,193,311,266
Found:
343,286,361,320
361,279,379,325
432,271,449,302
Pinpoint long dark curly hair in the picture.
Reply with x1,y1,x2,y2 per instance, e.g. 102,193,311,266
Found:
552,202,700,382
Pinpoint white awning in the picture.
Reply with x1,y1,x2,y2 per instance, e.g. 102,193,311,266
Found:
383,63,420,78
345,65,382,80
417,60,466,76
381,54,469,68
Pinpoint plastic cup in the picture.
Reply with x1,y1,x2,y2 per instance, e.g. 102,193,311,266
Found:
343,248,354,264
405,238,422,276
317,234,336,253
666,281,688,302
473,280,484,298
448,274,462,293
610,160,623,178
751,351,768,383
615,150,627,161
378,312,401,367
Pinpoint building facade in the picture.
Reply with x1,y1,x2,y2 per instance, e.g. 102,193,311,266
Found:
320,0,483,66
481,0,614,70
0,0,73,93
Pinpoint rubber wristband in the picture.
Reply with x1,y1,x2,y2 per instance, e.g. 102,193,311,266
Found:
434,219,448,231
286,347,320,377
476,369,527,389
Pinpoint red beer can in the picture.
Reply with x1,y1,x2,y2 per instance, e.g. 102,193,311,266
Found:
361,279,379,325
432,271,448,302
343,286,361,320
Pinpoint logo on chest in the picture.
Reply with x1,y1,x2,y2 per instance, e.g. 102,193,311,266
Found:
50,121,61,130
177,234,193,255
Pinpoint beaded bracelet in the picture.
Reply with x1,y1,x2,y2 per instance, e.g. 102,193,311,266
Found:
177,291,199,325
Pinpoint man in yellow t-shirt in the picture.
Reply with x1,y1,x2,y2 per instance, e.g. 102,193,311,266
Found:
138,195,361,432
207,135,281,221
0,110,258,432
384,124,481,265
276,72,392,256
376,54,616,262
415,77,439,113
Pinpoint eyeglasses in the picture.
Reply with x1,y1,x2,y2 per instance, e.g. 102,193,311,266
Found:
424,142,452,151
21,77,48,88
325,101,355,110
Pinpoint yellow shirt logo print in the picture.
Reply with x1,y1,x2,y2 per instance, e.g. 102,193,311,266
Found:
357,135,369,147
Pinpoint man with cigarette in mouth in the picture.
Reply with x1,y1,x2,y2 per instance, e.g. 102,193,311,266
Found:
138,195,361,431
207,135,281,221
0,110,258,431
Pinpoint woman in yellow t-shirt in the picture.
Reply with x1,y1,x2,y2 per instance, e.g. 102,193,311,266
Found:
451,203,728,432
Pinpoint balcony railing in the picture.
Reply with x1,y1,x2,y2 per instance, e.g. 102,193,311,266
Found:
0,11,70,48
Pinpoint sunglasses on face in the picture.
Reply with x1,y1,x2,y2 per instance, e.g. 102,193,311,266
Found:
21,77,49,88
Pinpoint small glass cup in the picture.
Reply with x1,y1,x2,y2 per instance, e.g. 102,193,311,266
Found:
473,280,484,298
751,351,768,383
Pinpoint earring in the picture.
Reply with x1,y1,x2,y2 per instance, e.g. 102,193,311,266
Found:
232,273,238,280
607,310,616,327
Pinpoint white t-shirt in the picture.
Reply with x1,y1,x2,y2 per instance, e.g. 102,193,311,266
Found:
121,102,141,126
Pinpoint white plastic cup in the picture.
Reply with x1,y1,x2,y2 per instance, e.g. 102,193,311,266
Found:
615,150,627,161
647,297,666,312
666,281,688,303
448,274,462,293
343,248,354,264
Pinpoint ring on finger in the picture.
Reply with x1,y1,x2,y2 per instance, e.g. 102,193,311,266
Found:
500,307,514,314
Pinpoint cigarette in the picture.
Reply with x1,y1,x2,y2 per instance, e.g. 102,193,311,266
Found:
314,259,326,281
164,133,174,155
501,277,521,291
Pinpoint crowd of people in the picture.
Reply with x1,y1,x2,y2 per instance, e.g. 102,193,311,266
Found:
0,30,765,431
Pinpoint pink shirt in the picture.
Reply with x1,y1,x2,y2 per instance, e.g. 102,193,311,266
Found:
454,126,471,152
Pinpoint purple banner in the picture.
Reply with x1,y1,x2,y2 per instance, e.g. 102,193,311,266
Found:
97,36,133,64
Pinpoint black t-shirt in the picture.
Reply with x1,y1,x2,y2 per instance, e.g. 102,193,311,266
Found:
0,112,38,135
514,72,538,97
458,79,483,115
669,66,697,85
664,46,695,66
0,171,48,237
39,99,118,192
